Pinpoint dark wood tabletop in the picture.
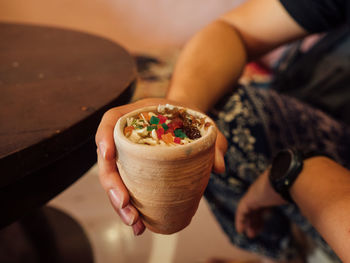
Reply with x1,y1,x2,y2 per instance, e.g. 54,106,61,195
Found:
0,22,136,227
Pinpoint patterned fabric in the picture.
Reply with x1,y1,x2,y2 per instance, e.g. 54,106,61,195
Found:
205,85,350,261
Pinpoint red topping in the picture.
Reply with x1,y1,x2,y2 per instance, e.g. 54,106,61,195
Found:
168,118,183,130
156,127,165,139
174,137,181,144
157,114,167,124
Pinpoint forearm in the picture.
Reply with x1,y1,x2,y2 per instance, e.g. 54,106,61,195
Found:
166,20,247,112
165,0,308,112
291,157,350,261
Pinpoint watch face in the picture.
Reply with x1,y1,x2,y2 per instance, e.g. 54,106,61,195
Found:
270,150,292,180
269,148,304,202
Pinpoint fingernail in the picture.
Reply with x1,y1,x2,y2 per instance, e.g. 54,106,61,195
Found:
109,188,123,209
119,205,135,226
99,142,106,159
133,220,145,236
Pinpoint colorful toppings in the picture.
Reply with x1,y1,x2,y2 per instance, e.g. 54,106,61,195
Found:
123,104,212,145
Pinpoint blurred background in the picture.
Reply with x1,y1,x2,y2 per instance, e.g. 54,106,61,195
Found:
0,0,242,54
0,1,329,262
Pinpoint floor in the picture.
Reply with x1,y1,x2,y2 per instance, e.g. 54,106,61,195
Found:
49,165,259,263
48,164,331,263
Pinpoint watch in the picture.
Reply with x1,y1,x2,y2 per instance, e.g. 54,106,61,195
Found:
268,148,304,202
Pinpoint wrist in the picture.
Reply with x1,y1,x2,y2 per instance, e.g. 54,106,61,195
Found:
166,88,209,112
269,148,304,202
262,171,286,206
251,169,287,208
268,148,331,203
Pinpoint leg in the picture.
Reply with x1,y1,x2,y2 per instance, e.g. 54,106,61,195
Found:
205,85,349,262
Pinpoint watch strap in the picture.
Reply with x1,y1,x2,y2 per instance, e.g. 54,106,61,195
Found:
269,148,303,202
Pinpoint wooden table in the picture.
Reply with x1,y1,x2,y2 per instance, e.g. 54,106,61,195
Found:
0,22,136,261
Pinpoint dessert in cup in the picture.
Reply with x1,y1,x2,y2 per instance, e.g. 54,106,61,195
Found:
114,104,217,234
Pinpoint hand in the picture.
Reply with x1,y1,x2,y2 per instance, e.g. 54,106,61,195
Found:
95,98,227,235
235,168,287,238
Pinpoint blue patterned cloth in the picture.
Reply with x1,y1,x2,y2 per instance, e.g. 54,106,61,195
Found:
205,85,350,261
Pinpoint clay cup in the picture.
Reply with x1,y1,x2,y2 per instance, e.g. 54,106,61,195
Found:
114,105,217,234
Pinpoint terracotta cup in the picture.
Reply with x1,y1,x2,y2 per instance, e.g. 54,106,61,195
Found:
114,105,217,234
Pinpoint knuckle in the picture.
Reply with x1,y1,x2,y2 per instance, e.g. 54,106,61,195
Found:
95,108,121,146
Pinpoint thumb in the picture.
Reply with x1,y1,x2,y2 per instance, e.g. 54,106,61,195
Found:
213,131,228,174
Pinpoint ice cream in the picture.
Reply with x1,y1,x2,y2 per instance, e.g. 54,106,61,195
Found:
114,104,217,234
123,104,212,146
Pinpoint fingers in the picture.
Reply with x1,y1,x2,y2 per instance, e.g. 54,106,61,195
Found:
248,213,261,236
112,201,146,236
132,219,146,236
95,107,123,159
245,209,264,238
236,197,266,239
96,106,138,206
97,147,129,209
96,106,148,235
114,204,139,226
236,203,259,238
235,197,249,234
213,131,228,174
97,135,146,235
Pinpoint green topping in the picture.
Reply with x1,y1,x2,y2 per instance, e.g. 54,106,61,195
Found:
135,125,144,129
150,116,160,125
147,125,157,131
161,123,169,131
174,129,187,139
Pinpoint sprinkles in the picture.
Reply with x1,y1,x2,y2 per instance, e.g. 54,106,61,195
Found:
123,104,212,145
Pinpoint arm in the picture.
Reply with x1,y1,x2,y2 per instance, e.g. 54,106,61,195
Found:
96,0,309,235
167,0,307,111
236,157,350,262
291,157,350,261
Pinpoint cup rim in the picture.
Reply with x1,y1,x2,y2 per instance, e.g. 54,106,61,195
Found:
114,104,217,160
